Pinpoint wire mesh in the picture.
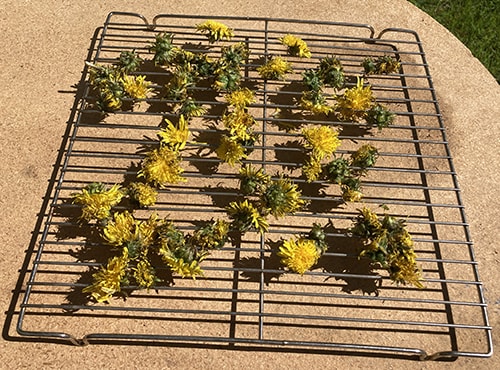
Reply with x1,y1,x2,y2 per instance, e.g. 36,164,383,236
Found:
16,12,492,360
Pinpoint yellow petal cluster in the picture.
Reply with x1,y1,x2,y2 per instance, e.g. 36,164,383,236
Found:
122,74,152,99
215,135,247,166
278,237,320,275
257,56,293,80
279,34,311,58
302,125,341,161
196,20,234,43
72,183,124,221
138,145,186,187
336,77,374,121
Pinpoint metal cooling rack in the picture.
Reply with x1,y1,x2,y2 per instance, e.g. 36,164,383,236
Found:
16,12,492,360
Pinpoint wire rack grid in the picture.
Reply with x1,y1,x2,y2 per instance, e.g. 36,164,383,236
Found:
16,12,492,360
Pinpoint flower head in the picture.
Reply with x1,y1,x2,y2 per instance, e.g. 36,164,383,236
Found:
196,20,234,43
150,32,176,66
278,237,320,275
366,103,395,130
216,135,247,166
226,199,269,234
257,56,293,80
102,211,137,247
115,50,143,73
132,259,158,289
222,109,256,141
318,56,345,89
279,34,311,58
138,145,186,187
82,248,129,303
127,182,158,207
158,115,190,151
302,156,323,182
190,219,230,250
238,164,271,195
350,144,379,171
300,90,333,115
122,74,152,100
261,177,305,218
72,182,124,221
225,88,256,108
336,77,374,121
302,125,341,161
160,252,205,279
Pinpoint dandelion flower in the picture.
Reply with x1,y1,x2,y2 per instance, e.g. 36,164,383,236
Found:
149,32,176,66
102,211,137,247
190,219,230,250
127,182,158,207
196,20,234,43
178,98,207,117
72,182,124,222
238,164,271,195
122,74,152,100
225,88,256,108
261,177,305,218
302,125,341,161
366,103,395,130
132,259,157,289
82,248,129,303
279,34,311,58
138,145,186,187
158,115,190,151
257,56,293,80
336,77,374,121
350,144,379,171
161,253,205,279
222,109,256,141
302,156,323,182
216,135,247,166
278,237,320,275
226,199,269,234
318,56,345,89
300,91,333,115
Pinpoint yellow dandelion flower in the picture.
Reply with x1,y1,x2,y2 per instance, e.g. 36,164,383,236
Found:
257,56,293,80
190,219,230,250
302,125,341,161
160,251,205,279
262,177,305,218
278,237,320,275
102,211,136,246
388,253,424,289
239,164,271,195
157,115,190,151
225,88,256,108
133,259,157,289
279,34,311,58
302,156,323,183
127,182,158,207
138,145,186,187
215,135,247,166
196,20,234,43
222,109,256,141
226,199,269,234
82,248,129,303
122,74,152,100
300,92,333,115
336,77,374,121
72,183,124,221
137,213,160,247
341,186,363,202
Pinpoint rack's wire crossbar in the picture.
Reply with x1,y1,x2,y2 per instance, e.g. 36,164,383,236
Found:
17,13,492,360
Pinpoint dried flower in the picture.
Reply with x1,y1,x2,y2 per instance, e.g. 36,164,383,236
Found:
138,145,186,187
279,34,311,58
302,156,323,183
278,237,320,275
158,115,190,151
216,135,247,166
196,20,234,43
261,176,305,218
300,90,332,115
102,211,137,247
82,248,129,303
323,157,352,184
302,125,341,161
127,182,158,207
336,77,374,121
222,109,256,141
257,56,293,80
178,97,207,117
226,199,269,234
72,182,124,221
132,259,158,289
161,251,206,279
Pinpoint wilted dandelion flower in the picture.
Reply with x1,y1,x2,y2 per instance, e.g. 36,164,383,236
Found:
279,34,311,58
127,182,158,207
261,177,305,218
302,157,323,182
132,259,157,289
72,182,124,222
238,164,271,195
102,211,136,247
138,145,186,187
257,56,293,80
278,237,320,275
226,199,269,234
82,248,129,303
351,144,379,171
190,219,230,250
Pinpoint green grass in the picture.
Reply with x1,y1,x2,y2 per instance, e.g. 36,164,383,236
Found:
407,0,499,82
